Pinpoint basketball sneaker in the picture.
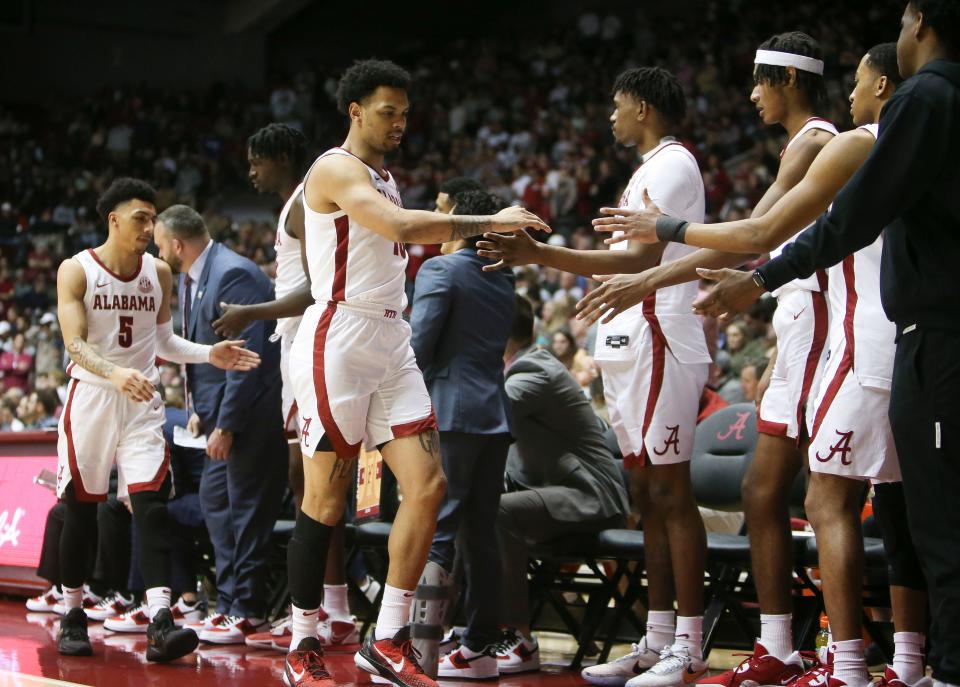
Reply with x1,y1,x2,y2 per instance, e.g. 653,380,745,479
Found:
494,628,540,674
626,646,707,687
57,607,93,656
876,667,934,687
284,637,335,687
355,625,438,687
788,665,846,687
170,597,205,627
87,592,137,622
26,586,62,613
53,585,102,616
318,614,360,649
104,603,151,633
199,614,268,644
247,615,291,650
360,575,383,604
146,607,199,662
438,628,461,657
581,636,664,686
184,611,226,634
696,641,804,687
438,644,499,680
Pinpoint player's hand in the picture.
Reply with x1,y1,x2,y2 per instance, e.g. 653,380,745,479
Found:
591,189,662,245
109,367,155,403
187,413,202,437
209,339,261,371
575,272,655,326
692,268,765,318
207,428,233,460
212,303,252,339
489,205,552,235
476,230,541,272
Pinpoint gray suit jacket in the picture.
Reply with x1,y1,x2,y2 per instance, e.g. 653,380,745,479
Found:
504,347,629,523
410,249,514,435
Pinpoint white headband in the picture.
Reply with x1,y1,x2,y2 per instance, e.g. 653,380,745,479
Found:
755,49,824,75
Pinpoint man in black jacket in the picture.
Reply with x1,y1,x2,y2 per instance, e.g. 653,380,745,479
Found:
689,2,960,682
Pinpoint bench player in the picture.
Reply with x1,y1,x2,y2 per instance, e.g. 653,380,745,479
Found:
279,59,548,687
54,177,260,661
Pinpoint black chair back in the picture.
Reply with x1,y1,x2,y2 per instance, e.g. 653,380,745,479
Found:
691,403,757,512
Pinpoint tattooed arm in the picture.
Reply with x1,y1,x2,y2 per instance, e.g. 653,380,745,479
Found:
57,258,156,402
308,153,550,244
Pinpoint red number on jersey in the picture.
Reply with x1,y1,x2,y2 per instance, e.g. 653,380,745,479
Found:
118,316,133,348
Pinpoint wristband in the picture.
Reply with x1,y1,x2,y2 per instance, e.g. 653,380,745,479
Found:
655,215,689,244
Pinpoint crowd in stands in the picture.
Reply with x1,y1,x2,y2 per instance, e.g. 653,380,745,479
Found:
0,0,899,430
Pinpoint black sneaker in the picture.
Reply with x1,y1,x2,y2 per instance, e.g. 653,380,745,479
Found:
146,607,199,662
58,607,93,656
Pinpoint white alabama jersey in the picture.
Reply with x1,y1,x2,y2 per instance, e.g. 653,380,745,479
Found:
770,117,839,294
67,249,162,386
274,182,307,337
823,122,894,389
595,139,711,365
302,147,408,312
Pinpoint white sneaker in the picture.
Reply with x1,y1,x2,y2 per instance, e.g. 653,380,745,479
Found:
26,586,62,613
170,597,205,627
86,592,137,621
494,628,540,674
185,612,226,634
582,637,664,686
103,603,151,633
438,627,462,657
53,585,102,616
318,614,359,649
247,614,291,650
625,646,707,687
439,645,499,680
199,615,268,644
359,575,382,605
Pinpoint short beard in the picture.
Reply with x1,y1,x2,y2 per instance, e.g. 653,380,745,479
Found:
160,255,182,274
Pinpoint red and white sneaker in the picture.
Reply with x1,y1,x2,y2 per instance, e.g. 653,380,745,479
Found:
53,586,102,616
697,641,805,687
355,626,438,687
185,612,226,634
876,667,934,687
438,644,499,680
283,637,335,686
248,615,292,650
104,603,151,633
169,597,205,627
789,665,846,687
319,615,360,650
199,615,268,644
494,628,540,674
26,586,62,613
87,592,137,622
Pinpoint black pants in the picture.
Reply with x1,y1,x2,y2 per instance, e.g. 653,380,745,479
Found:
37,500,129,592
889,327,960,683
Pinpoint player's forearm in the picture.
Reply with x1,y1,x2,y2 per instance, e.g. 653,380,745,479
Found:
535,244,655,277
646,248,755,290
156,321,211,364
396,211,494,245
237,286,315,321
66,335,116,380
684,218,780,254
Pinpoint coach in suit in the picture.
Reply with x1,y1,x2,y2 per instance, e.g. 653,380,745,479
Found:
155,205,286,633
410,189,515,659
498,294,629,644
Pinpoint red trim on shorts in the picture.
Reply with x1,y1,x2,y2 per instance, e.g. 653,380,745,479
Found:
87,248,143,282
66,362,75,376
810,256,857,439
312,304,361,459
756,417,790,437
127,441,171,495
794,282,829,439
391,412,438,439
63,380,107,502
623,452,644,469
636,291,666,466
332,216,350,301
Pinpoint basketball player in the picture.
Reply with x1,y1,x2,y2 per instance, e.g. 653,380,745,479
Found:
54,177,260,661
582,44,929,687
279,59,548,687
213,123,360,652
479,66,714,687
576,33,836,685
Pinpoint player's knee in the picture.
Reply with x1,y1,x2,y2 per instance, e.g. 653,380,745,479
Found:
647,478,689,515
300,489,346,525
405,468,446,511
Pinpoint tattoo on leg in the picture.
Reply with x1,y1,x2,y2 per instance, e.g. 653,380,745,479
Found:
418,430,440,457
328,455,355,483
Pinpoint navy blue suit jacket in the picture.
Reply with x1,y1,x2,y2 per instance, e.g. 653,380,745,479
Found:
410,248,514,435
180,242,281,435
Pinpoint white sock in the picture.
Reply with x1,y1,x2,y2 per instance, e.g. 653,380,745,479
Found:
290,605,320,651
759,613,794,660
645,610,676,651
63,585,83,611
145,587,171,621
831,639,870,687
892,631,925,684
375,585,415,641
323,584,350,619
674,616,703,660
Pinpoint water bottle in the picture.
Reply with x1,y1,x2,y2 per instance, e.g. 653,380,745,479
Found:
815,613,830,665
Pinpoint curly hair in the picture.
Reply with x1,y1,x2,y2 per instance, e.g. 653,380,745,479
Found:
754,31,826,110
611,67,686,125
336,59,412,115
95,177,157,221
248,123,310,172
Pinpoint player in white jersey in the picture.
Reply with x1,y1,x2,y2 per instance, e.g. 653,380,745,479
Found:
214,123,363,651
279,60,548,687
54,178,260,662
478,67,712,686
576,34,837,685
612,46,928,687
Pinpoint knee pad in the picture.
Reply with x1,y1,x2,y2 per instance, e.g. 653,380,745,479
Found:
409,560,456,678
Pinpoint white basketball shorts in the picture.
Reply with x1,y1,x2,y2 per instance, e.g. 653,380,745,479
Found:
280,329,300,440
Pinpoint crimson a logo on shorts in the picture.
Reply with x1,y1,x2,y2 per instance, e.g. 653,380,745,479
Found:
815,430,854,465
138,276,153,294
653,425,681,456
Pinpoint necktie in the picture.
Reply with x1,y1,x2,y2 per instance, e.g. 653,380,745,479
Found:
182,274,192,414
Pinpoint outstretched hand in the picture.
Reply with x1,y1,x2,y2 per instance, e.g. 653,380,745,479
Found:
209,340,261,371
691,268,765,319
490,205,552,235
476,230,541,272
591,189,663,245
575,271,656,326
212,303,252,339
